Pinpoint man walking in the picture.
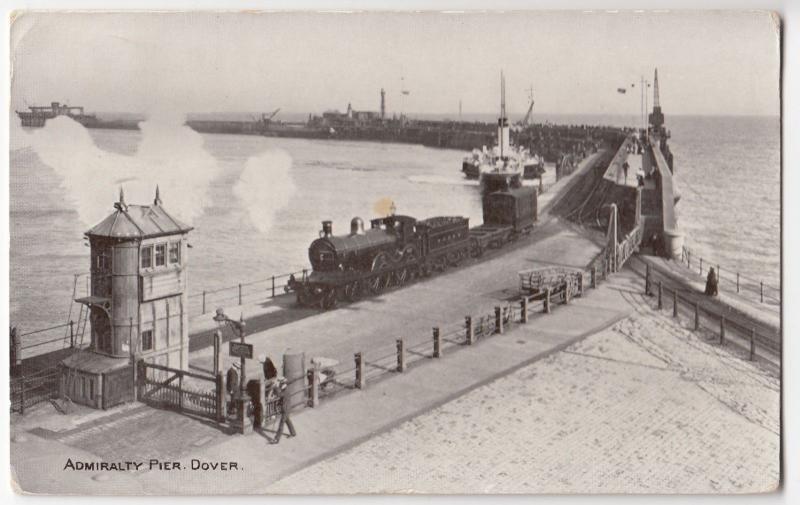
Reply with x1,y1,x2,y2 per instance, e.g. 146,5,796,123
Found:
270,378,296,444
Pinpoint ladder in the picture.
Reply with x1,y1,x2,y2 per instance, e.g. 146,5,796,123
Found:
58,275,91,413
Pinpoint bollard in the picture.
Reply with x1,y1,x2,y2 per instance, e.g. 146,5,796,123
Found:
238,284,242,305
69,320,75,348
544,287,551,314
760,281,764,303
657,281,663,310
271,276,276,298
749,328,756,361
354,352,365,389
396,338,406,372
645,264,651,296
673,289,678,318
591,266,597,289
719,316,725,345
465,316,475,344
694,302,700,331
433,327,441,358
521,298,529,323
202,291,207,314
736,273,740,293
308,369,320,408
495,307,504,334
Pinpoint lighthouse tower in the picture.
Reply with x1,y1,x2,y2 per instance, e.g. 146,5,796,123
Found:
61,188,193,408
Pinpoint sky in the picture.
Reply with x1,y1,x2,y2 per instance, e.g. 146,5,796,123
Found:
10,10,781,117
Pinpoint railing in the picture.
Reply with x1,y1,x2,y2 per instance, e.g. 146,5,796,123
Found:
616,225,643,271
680,246,780,305
10,366,60,414
188,270,307,316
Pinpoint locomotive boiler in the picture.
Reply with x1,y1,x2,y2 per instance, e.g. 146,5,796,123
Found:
289,185,538,309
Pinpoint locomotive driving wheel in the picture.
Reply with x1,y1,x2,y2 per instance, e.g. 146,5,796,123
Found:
369,254,390,294
320,288,337,310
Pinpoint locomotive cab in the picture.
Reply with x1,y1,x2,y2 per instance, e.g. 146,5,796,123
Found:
370,215,417,246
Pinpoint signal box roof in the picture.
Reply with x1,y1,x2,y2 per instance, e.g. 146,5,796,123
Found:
86,188,193,239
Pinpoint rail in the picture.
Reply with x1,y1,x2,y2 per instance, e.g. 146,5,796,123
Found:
188,269,307,316
680,245,780,305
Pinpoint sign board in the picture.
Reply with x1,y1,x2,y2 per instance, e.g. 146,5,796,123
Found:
229,341,253,359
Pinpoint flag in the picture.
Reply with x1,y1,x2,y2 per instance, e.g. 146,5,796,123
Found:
617,88,627,94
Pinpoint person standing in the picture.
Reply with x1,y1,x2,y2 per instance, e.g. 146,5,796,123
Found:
270,378,296,444
705,267,719,297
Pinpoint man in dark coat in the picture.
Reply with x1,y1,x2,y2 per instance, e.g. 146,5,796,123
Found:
270,378,296,444
705,267,719,297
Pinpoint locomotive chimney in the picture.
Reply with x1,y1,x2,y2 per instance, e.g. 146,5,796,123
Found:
350,217,365,236
321,220,333,237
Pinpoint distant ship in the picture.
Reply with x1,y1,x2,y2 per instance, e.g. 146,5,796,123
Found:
16,102,99,128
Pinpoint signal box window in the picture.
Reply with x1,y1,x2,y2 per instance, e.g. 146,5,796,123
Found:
155,244,166,267
141,330,154,351
169,241,181,265
141,246,153,269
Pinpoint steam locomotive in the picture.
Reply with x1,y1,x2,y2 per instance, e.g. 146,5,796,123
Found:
288,185,538,309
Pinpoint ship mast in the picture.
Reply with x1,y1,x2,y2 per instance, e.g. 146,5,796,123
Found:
498,71,510,159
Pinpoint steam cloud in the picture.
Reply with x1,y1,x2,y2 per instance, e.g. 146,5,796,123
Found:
233,149,295,234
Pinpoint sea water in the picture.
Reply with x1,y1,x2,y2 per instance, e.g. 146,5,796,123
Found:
9,114,780,350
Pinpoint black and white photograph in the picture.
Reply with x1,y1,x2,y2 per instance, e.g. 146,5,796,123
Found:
6,6,786,496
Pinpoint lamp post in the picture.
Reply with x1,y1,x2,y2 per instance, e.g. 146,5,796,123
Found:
213,308,249,434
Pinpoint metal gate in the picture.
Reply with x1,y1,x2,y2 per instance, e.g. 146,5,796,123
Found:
137,360,224,422
102,364,134,409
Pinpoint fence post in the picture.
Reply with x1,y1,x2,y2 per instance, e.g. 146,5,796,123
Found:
495,307,504,334
308,369,320,408
432,327,441,358
238,284,242,305
396,339,406,371
178,373,184,412
699,258,703,276
255,377,265,428
694,302,700,331
577,273,584,297
354,352,365,389
215,372,225,423
673,289,678,318
521,298,529,324
465,316,475,344
687,250,691,269
749,328,756,361
736,273,740,293
271,276,276,298
69,320,75,348
657,281,663,310
202,291,207,315
591,266,597,289
213,330,222,376
717,265,720,282
760,281,764,303
719,316,725,345
645,264,651,296
564,282,571,305
544,288,551,314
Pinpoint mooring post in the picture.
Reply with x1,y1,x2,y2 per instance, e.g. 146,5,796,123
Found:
354,352,365,389
308,369,320,408
591,266,597,289
396,338,406,371
271,276,276,298
238,283,242,305
495,307,504,334
750,328,756,361
69,320,75,348
673,289,678,318
433,327,441,358
215,372,225,423
719,316,726,345
736,272,740,293
465,316,475,344
202,291,206,314
694,302,700,331
657,281,663,310
645,264,651,296
521,298,529,323
544,287,551,314
760,281,764,303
